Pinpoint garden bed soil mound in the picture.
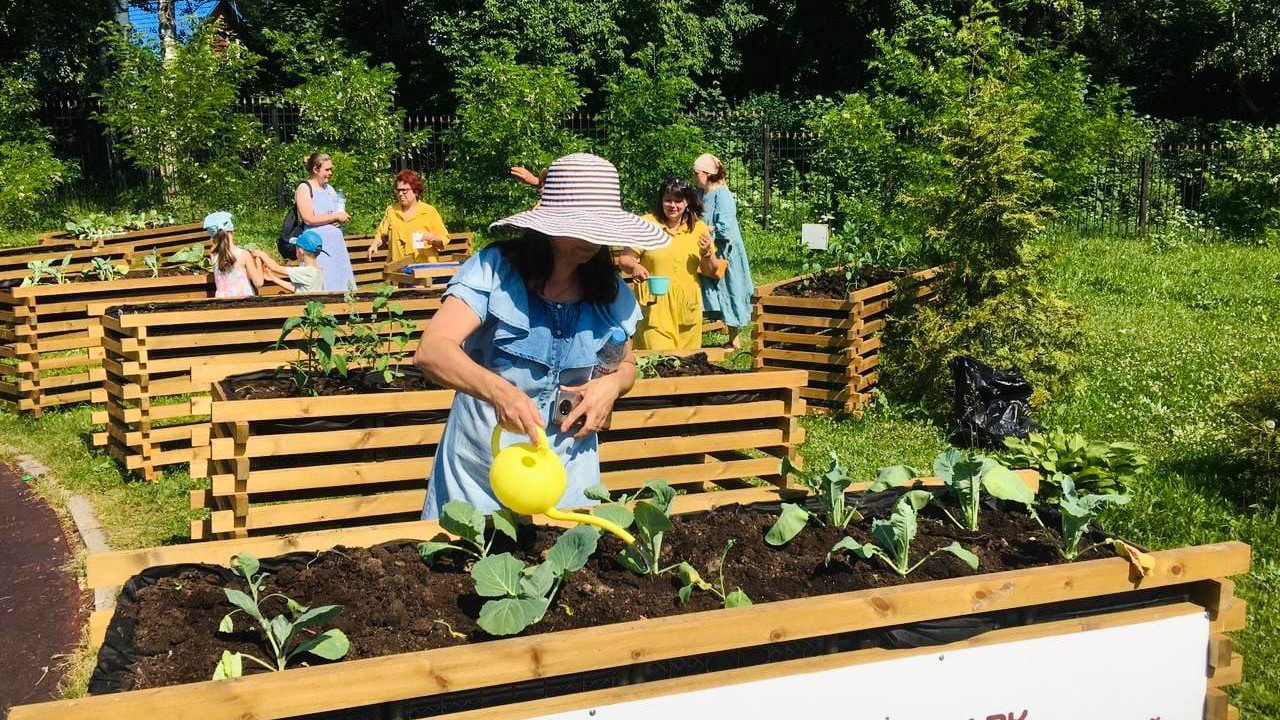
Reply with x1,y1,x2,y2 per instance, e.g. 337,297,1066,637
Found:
650,352,737,378
222,367,442,401
772,267,913,299
98,491,1102,692
105,289,441,317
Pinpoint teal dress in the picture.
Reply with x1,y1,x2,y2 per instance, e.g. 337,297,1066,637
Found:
421,247,642,519
699,186,754,327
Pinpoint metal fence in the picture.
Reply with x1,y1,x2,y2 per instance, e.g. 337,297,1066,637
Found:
36,99,1278,238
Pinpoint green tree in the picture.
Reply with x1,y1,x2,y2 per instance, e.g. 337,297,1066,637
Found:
598,45,705,211
0,58,77,229
438,52,586,229
97,20,264,210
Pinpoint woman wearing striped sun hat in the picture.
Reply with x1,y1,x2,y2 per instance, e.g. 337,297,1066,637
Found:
413,153,670,519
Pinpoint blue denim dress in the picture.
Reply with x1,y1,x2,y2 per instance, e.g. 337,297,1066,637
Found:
421,247,642,519
699,186,755,328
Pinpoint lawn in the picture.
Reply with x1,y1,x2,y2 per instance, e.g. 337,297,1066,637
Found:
1,224,1277,714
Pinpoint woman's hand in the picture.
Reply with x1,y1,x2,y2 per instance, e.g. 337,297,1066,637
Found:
698,230,714,257
559,373,625,440
489,380,545,446
510,166,541,187
425,233,447,249
616,251,649,281
333,211,352,225
366,238,383,260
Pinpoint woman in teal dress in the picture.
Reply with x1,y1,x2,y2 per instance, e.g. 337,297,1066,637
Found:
694,153,755,350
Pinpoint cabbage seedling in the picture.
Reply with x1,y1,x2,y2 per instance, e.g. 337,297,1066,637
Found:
213,553,349,679
610,481,678,576
89,257,128,282
879,448,1036,532
764,454,862,546
142,251,161,277
472,525,600,636
1055,474,1130,560
676,539,752,608
418,499,519,564
827,490,979,576
168,243,212,272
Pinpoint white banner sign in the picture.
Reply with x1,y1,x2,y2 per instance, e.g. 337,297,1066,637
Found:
531,610,1209,720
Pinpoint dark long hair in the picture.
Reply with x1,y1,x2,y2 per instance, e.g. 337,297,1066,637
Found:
651,177,704,233
496,230,619,305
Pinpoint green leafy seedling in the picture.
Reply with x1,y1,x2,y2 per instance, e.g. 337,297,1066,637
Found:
1002,428,1148,502
272,301,348,394
879,448,1036,532
168,243,212,272
601,480,678,576
764,454,863,546
827,490,979,576
472,525,600,636
213,553,349,679
89,256,127,282
418,499,520,564
1054,474,1131,560
142,251,161,278
676,539,752,609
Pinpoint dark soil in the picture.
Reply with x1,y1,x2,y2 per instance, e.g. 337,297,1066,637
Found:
649,352,739,378
105,289,441,317
772,267,914,299
223,367,441,400
107,491,1103,692
0,465,84,714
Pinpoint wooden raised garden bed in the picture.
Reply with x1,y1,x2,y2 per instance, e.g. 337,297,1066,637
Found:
92,291,444,481
0,272,214,416
11,482,1248,720
190,360,807,539
382,231,476,291
753,266,941,414
41,220,208,252
0,242,135,284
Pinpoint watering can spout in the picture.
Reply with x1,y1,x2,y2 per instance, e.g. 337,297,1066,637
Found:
490,427,636,544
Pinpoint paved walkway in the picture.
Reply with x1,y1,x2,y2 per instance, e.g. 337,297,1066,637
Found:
0,464,82,714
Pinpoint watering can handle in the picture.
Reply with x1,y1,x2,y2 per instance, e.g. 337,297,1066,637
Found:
491,425,548,458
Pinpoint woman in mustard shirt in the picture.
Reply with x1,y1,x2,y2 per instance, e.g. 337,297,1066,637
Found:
617,178,718,350
367,170,452,263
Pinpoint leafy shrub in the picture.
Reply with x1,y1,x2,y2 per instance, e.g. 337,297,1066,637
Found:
1201,124,1280,244
0,62,76,229
597,45,705,211
1002,428,1149,502
97,21,265,211
438,51,586,229
1224,370,1280,490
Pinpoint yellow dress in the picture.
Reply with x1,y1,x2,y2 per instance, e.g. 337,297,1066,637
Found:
633,214,709,350
374,202,451,264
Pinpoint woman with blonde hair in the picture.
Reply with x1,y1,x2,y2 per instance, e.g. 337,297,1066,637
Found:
693,153,754,350
294,151,356,291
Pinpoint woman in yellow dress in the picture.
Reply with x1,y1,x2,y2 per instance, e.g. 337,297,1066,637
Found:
367,170,452,263
617,178,718,350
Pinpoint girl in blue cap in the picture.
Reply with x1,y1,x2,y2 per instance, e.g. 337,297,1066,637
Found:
204,211,265,298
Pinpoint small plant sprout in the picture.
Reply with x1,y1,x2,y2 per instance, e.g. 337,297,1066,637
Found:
343,284,418,384
1054,475,1131,561
827,490,979,576
634,354,678,379
273,301,348,394
142,251,161,277
764,454,862,546
676,539,753,608
213,553,349,679
168,242,212,272
20,254,73,286
878,448,1036,532
582,480,678,576
472,525,600,636
417,500,519,564
89,257,128,282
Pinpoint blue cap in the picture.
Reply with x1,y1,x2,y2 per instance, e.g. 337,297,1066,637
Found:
203,211,234,234
609,328,627,344
292,230,328,256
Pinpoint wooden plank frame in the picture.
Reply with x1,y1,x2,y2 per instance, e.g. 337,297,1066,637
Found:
752,266,942,415
189,368,808,539
16,483,1249,720
95,288,444,480
382,232,475,291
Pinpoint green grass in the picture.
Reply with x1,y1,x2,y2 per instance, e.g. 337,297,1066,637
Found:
2,223,1278,711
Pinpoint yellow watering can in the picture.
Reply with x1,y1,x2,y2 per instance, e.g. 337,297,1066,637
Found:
490,427,635,544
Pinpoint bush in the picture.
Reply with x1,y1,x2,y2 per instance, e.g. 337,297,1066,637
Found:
437,52,586,230
1224,370,1280,491
0,60,77,229
1201,124,1280,244
597,45,705,211
97,21,265,211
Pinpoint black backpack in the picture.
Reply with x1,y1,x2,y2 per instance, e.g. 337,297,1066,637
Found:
277,182,313,260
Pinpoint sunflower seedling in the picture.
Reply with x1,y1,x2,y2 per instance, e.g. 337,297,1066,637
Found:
418,499,519,564
213,552,349,679
764,454,862,546
472,525,600,636
827,490,979,576
676,539,752,608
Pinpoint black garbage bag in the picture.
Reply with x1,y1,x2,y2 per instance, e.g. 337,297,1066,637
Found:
948,356,1041,449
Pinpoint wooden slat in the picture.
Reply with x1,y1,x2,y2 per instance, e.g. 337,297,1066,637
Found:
602,456,779,489
608,400,785,430
757,312,855,330
45,540,1247,720
1206,687,1229,720
1208,652,1243,688
599,429,784,463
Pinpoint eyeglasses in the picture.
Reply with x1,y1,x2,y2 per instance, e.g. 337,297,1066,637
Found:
394,187,413,194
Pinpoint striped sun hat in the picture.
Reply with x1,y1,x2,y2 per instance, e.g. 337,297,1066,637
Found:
490,153,670,250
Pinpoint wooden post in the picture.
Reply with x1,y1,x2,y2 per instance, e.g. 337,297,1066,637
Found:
761,123,772,231
1138,153,1152,237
